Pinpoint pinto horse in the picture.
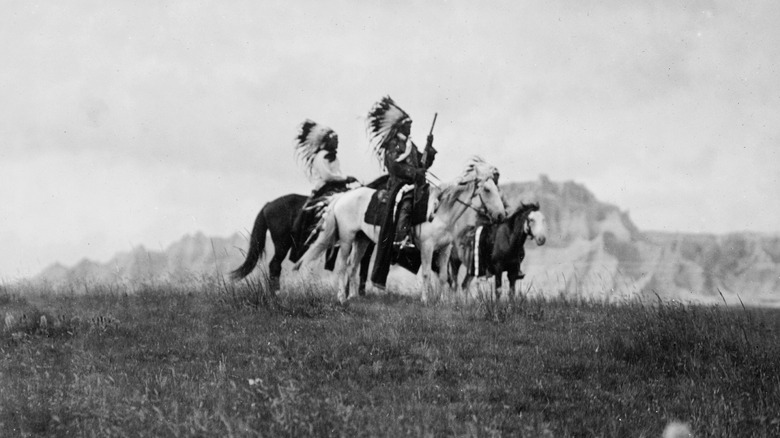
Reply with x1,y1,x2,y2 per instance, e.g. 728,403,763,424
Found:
293,157,506,304
231,178,384,292
449,202,547,300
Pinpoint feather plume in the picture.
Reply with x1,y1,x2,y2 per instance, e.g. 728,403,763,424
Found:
366,96,411,163
294,119,337,177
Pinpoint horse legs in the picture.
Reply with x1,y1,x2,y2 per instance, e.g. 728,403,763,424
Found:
346,239,371,299
268,240,290,292
333,239,354,304
419,242,436,304
494,272,503,301
324,246,339,271
448,257,461,291
461,274,474,296
506,264,522,302
508,278,517,302
358,241,374,296
435,245,453,298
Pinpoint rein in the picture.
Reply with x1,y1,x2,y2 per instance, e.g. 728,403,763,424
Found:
523,212,534,241
455,191,490,217
433,177,491,219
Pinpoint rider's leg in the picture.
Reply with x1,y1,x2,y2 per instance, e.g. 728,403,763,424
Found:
394,195,414,248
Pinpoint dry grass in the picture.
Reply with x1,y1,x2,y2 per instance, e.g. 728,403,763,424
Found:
1,278,779,437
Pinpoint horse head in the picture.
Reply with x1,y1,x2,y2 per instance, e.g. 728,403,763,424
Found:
515,202,547,246
458,156,506,222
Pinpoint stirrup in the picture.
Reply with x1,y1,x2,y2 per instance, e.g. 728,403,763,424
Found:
394,236,415,250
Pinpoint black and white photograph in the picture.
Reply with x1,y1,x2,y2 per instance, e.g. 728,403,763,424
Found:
2,1,779,436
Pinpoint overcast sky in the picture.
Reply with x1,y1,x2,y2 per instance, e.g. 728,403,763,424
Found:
2,0,779,280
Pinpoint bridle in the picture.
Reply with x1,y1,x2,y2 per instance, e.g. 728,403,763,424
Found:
430,175,495,220
455,179,490,216
520,206,542,242
523,212,535,241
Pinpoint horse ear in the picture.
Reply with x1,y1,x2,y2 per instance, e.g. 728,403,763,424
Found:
520,201,539,211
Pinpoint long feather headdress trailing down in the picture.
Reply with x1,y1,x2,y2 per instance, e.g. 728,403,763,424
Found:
294,119,337,177
366,96,411,164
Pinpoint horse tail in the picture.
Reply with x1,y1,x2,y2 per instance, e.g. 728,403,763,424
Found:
292,199,339,271
230,208,269,280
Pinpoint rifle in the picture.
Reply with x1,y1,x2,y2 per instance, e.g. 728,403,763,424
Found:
421,112,437,167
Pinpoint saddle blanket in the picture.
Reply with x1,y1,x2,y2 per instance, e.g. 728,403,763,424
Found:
474,225,484,276
364,183,431,226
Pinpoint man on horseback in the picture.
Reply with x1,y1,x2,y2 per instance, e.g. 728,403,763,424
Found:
366,96,437,288
290,120,357,262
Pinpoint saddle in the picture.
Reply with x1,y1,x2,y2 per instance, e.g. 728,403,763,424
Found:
364,183,431,226
289,178,355,263
365,183,432,275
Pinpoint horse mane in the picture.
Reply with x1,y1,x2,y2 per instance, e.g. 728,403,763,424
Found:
437,157,492,208
437,179,475,208
518,201,540,213
460,156,499,182
365,174,389,189
508,201,540,221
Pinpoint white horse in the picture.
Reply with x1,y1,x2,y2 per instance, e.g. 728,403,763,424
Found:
293,157,506,303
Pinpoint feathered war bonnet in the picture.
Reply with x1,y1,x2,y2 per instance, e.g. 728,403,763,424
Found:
366,96,412,166
294,119,338,177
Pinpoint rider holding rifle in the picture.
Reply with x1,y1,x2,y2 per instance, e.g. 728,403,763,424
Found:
366,96,437,288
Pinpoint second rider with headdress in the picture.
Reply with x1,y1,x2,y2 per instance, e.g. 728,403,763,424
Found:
290,120,357,262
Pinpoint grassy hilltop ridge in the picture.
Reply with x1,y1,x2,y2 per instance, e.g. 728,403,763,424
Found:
2,280,779,437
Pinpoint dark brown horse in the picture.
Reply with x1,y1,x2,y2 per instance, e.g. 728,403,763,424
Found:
449,202,547,300
231,178,385,293
231,193,307,290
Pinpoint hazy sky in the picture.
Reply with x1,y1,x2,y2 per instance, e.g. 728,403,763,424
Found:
2,0,779,280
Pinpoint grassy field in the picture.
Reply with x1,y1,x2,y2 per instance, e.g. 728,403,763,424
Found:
1,278,779,437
